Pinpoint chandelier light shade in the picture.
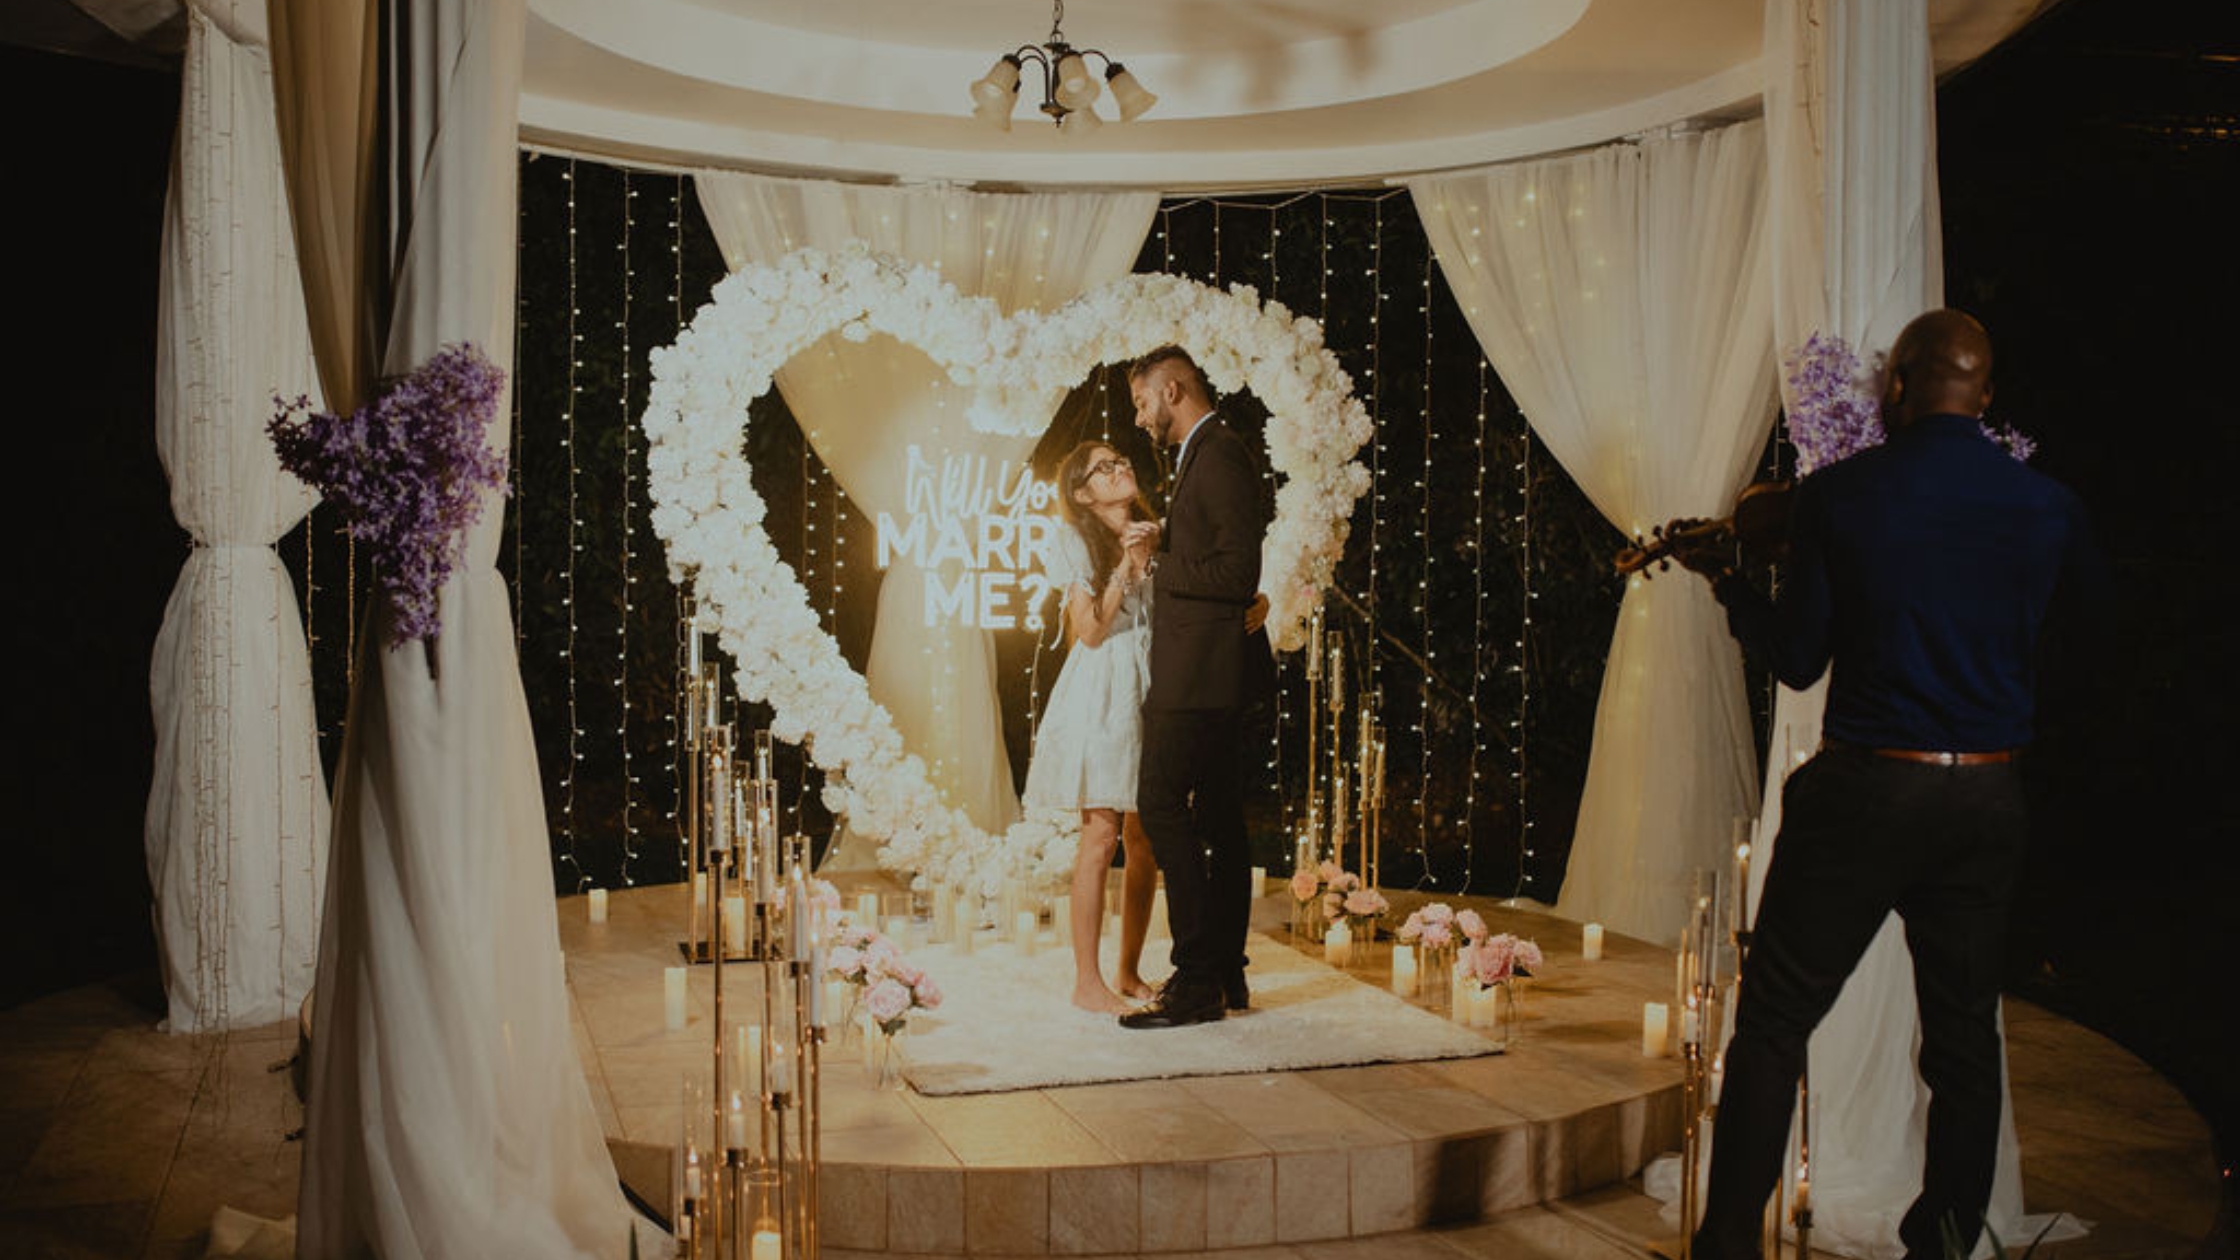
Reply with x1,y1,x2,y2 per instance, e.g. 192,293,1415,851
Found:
967,0,1152,133
1105,64,1157,122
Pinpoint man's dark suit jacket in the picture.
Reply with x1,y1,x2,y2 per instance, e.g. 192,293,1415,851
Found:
1146,418,1273,712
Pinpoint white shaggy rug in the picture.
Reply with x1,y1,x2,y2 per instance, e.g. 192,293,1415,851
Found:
890,928,1500,1096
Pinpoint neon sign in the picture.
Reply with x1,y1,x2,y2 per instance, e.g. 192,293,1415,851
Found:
874,445,1064,631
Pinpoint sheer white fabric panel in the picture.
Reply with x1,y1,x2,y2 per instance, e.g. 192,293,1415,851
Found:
1409,122,1775,946
694,173,1156,869
147,0,328,1033
276,0,628,1255
1754,1,2048,1253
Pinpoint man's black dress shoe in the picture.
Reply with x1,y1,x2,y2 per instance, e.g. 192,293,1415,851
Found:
1220,970,1250,1011
1117,978,1225,1029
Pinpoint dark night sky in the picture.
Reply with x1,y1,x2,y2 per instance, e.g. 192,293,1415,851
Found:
3,0,2234,1176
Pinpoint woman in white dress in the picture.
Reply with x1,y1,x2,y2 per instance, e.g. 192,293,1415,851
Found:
1024,440,1163,1013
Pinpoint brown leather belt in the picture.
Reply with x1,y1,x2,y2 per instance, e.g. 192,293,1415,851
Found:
1824,740,2017,766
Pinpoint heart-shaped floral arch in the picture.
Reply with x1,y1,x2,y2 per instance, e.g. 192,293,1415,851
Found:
643,244,1372,896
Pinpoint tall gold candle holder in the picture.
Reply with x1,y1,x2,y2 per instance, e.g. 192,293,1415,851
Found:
1303,605,1323,866
676,730,828,1259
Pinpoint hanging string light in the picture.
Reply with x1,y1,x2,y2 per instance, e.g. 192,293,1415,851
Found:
1468,354,1490,896
666,174,686,862
557,157,585,892
617,169,641,887
1513,395,1535,899
1418,244,1437,889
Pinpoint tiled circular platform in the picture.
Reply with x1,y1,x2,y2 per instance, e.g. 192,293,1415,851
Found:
566,883,1690,1255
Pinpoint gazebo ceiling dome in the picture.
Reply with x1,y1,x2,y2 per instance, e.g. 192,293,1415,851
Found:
523,0,2047,188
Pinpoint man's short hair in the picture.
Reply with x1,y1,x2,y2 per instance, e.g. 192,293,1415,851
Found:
1128,345,1212,401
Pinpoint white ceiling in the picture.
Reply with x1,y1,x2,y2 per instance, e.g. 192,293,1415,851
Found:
520,0,2051,189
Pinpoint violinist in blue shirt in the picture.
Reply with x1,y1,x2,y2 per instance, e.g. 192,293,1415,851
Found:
1678,309,2101,1259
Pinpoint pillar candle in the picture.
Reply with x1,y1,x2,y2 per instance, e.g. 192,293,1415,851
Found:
856,892,879,927
726,1089,748,1151
1016,910,1039,956
1581,922,1604,961
692,871,708,909
663,966,688,1030
953,903,976,956
722,896,747,956
1322,921,1351,967
1390,943,1417,996
932,887,954,943
587,888,608,923
1250,865,1267,895
751,1231,780,1260
1642,1002,1670,1057
885,915,908,943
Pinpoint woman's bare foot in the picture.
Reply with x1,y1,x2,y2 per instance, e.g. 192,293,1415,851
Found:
1113,974,1156,1001
1072,982,1133,1014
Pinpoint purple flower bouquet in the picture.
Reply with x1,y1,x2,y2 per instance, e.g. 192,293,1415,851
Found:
1784,331,2034,473
268,344,509,658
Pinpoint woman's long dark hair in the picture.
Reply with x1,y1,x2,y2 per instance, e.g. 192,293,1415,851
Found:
1054,440,1156,592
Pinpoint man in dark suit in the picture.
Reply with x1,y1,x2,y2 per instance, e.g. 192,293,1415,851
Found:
1118,345,1272,1030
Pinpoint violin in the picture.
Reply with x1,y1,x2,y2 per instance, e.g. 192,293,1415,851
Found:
1613,479,1795,578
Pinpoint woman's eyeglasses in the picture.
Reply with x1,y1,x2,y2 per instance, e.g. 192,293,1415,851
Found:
1086,456,1132,481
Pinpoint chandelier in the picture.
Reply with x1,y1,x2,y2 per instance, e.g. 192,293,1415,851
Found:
968,0,1157,133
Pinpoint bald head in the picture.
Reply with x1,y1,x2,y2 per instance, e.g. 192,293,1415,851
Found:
1883,309,1994,428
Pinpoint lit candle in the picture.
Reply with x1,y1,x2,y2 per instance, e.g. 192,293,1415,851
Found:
1250,865,1266,895
1294,830,1312,875
587,888,608,923
722,895,747,956
1322,921,1351,967
692,871,708,910
788,867,811,960
954,902,976,955
885,915,909,943
663,966,688,1030
726,1089,748,1151
751,1230,780,1260
1390,943,1417,996
1682,995,1702,1047
822,979,845,1029
769,1039,793,1096
1642,1002,1669,1057
1710,1054,1725,1104
710,750,731,854
856,892,879,927
1581,922,1604,961
1016,910,1039,956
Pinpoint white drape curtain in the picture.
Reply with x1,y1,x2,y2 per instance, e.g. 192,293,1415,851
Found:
1755,3,2054,1253
694,173,1157,870
271,1,628,1255
146,0,329,1034
1409,122,1776,947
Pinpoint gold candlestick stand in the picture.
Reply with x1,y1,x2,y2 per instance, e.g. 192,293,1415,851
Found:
670,599,827,1258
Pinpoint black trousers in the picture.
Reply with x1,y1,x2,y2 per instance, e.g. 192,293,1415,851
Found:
1694,746,2027,1260
1137,706,1251,985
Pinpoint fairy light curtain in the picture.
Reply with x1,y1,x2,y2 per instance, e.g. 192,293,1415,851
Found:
1409,120,1777,947
692,172,1156,868
268,0,627,1253
145,0,328,1034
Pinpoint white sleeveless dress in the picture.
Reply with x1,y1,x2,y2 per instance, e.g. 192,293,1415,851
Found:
1022,527,1153,814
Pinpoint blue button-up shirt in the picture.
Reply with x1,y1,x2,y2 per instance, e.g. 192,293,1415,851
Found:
1716,414,2100,752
